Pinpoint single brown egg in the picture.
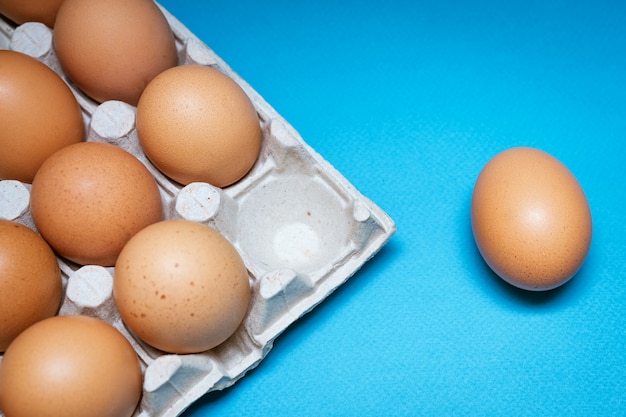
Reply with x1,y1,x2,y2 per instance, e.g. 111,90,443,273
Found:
471,147,592,291
114,219,250,353
0,50,84,183
0,220,62,352
30,142,163,266
53,0,178,105
0,315,143,417
136,65,262,187
0,0,64,28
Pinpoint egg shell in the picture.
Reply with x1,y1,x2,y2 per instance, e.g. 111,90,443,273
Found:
0,50,84,183
30,141,164,266
136,65,262,188
114,219,251,354
0,220,62,352
0,7,396,417
53,0,178,105
0,315,143,417
471,147,592,291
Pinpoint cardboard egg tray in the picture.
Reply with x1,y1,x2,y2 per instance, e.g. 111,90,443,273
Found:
0,4,395,416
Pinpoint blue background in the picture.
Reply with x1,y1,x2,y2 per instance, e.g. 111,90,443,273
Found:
157,1,626,416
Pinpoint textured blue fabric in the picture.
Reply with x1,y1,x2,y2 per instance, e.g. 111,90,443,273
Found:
158,1,626,415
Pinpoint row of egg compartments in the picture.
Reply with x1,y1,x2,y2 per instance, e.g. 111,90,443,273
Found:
1,19,388,417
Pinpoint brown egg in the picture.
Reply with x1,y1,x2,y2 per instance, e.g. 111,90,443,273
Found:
471,147,592,291
0,0,64,27
30,142,163,266
136,65,262,187
0,315,143,417
53,0,178,105
114,219,250,353
0,50,84,183
0,220,62,352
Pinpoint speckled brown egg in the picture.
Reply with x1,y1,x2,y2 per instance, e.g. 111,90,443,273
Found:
29,142,163,266
0,220,62,352
53,0,178,105
0,315,142,417
0,50,84,183
471,147,592,291
114,219,250,353
136,65,262,187
0,0,64,27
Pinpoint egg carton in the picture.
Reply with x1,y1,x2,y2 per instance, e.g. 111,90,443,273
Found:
0,5,395,417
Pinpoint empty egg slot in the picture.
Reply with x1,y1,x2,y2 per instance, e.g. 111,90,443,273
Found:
233,119,358,281
235,168,354,279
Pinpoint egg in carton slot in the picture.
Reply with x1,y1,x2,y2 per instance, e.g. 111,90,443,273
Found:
0,4,395,417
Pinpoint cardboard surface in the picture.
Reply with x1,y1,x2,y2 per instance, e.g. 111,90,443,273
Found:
156,1,626,416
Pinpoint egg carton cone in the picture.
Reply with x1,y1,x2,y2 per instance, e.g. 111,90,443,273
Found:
0,4,395,417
